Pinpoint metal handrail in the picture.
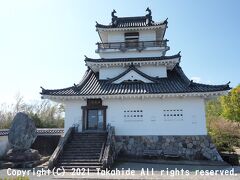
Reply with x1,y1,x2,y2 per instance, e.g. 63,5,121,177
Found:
97,40,168,50
102,124,116,169
48,127,74,169
99,141,106,162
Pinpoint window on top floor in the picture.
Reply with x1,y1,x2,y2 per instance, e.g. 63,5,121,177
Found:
124,32,139,48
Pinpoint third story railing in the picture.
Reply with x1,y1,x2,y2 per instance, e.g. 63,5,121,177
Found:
96,40,168,51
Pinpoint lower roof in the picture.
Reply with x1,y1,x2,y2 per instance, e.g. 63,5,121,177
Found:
85,54,180,63
40,65,230,97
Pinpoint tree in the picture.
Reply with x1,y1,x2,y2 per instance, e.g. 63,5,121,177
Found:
220,85,240,122
206,98,222,118
0,95,64,129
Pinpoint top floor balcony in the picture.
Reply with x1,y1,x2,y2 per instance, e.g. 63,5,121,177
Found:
96,40,168,52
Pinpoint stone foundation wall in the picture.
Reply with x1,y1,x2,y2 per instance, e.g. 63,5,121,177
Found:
0,136,10,159
31,135,60,156
115,135,223,161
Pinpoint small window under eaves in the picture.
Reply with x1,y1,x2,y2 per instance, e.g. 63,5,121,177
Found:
125,32,139,48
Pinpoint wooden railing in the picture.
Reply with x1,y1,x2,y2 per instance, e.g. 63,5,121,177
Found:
48,127,74,169
97,40,168,51
102,124,116,169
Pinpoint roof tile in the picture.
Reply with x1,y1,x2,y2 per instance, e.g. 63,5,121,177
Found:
41,65,230,96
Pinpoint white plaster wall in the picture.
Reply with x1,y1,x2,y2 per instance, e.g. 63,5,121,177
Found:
139,65,167,78
64,100,86,134
99,31,108,43
99,65,166,80
108,31,124,42
139,30,156,41
103,97,207,136
99,67,125,80
98,48,166,59
107,30,156,43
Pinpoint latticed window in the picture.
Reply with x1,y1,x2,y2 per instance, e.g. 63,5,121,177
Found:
124,32,139,48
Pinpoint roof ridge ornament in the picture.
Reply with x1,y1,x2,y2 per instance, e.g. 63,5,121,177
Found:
146,7,153,25
146,7,152,16
40,86,46,94
164,18,168,24
187,80,194,87
95,21,99,27
73,83,80,92
111,9,117,18
225,81,231,88
111,9,118,26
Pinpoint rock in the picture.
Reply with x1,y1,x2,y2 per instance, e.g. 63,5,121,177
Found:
8,112,37,151
6,149,40,162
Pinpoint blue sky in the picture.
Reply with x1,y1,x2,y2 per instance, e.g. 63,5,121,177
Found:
0,0,239,104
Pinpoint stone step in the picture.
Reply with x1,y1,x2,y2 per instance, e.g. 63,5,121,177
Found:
67,142,103,145
58,159,100,163
73,135,106,137
74,132,106,135
72,135,106,138
57,165,102,169
63,152,100,156
72,137,106,139
58,162,102,166
68,145,103,148
62,153,100,157
63,149,101,153
72,137,106,140
69,140,104,144
60,155,100,159
71,140,105,143
63,152,100,155
67,145,102,148
64,147,102,151
69,142,104,145
72,140,105,142
71,137,106,140
54,132,106,171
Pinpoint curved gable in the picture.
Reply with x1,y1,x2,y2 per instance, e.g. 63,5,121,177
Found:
113,69,153,84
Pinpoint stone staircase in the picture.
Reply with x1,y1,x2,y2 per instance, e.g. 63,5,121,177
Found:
56,132,107,172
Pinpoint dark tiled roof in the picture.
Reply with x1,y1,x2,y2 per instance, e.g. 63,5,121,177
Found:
96,16,167,29
85,54,180,63
41,65,230,96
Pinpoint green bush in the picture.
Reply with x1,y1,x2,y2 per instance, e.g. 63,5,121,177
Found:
207,116,240,152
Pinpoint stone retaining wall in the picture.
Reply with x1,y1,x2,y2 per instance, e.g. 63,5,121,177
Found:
115,135,223,161
31,135,61,156
0,136,10,159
